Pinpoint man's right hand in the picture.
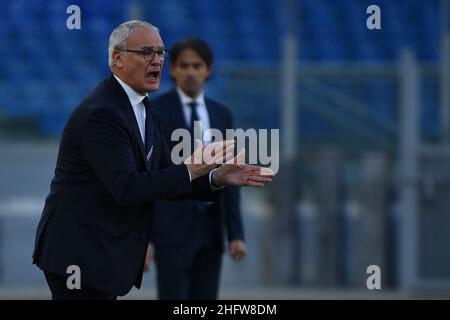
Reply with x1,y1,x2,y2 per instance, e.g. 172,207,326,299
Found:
184,139,235,180
212,149,275,187
143,242,153,273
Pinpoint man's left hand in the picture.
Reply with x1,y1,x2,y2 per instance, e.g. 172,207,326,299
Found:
229,240,247,261
212,150,275,187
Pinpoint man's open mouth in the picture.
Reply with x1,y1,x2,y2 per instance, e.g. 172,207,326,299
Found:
147,71,159,80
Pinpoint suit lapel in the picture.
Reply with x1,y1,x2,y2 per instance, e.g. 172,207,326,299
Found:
206,98,228,141
171,90,189,130
107,74,147,164
205,99,218,132
126,107,147,164
147,108,159,172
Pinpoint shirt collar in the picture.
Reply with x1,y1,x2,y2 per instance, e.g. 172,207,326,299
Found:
114,74,147,106
176,86,205,107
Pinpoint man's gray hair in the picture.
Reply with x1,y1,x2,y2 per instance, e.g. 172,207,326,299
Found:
108,20,160,67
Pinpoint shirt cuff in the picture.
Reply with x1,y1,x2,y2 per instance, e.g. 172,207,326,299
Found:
186,166,192,182
209,168,225,191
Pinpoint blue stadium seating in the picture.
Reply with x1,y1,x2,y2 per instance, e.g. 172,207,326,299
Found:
0,0,442,138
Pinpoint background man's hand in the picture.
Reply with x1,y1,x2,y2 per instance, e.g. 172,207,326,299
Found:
229,239,247,261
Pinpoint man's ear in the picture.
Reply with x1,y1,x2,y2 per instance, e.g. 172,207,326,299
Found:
113,50,124,68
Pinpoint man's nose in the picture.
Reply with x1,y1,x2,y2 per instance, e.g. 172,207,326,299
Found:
150,58,162,66
187,66,196,76
150,54,163,66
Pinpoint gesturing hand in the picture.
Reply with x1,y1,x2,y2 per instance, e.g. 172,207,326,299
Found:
184,139,235,181
212,150,275,187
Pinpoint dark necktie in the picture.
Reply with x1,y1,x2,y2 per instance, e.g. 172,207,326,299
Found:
188,101,200,132
142,97,153,164
188,101,201,151
188,101,208,214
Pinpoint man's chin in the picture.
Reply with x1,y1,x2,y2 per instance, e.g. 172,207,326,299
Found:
145,84,160,93
182,87,199,98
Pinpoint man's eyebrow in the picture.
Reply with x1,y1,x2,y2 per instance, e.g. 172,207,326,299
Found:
140,46,165,50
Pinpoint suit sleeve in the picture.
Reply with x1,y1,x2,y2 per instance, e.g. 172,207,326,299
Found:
81,106,214,206
223,109,245,241
153,110,218,202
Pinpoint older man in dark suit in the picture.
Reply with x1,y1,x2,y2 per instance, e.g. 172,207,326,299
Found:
32,20,273,300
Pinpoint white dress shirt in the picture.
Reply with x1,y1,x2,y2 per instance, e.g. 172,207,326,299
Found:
114,75,147,144
176,87,223,189
176,87,213,143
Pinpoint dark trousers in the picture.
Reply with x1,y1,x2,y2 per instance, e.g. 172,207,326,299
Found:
155,207,222,300
156,245,222,300
44,271,117,300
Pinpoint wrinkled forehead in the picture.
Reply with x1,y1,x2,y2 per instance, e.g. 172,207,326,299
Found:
126,27,164,49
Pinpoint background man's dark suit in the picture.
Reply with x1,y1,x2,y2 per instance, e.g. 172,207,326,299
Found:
32,74,216,297
151,89,244,299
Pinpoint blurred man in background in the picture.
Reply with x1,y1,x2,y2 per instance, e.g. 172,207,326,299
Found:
144,38,246,300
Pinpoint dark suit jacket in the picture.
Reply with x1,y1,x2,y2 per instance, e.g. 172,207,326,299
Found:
150,89,244,253
32,74,217,296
